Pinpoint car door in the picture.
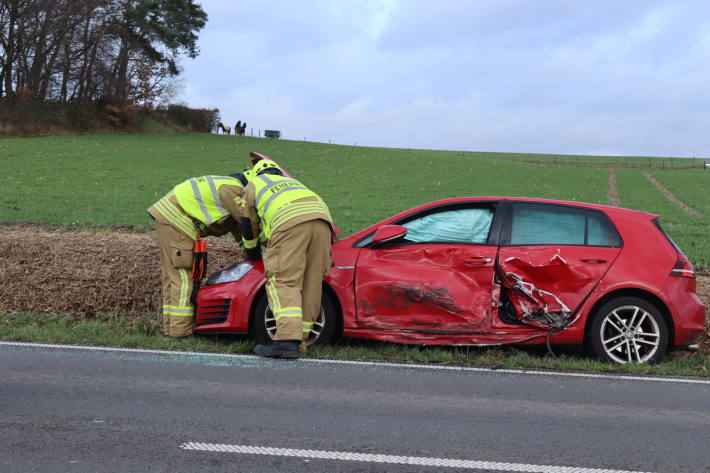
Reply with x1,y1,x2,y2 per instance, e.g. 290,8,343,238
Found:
496,201,622,328
354,202,500,331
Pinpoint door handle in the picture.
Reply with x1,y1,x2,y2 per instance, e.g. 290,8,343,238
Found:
581,258,607,264
463,257,492,266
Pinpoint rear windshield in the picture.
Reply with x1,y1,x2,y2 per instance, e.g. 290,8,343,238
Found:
652,218,682,254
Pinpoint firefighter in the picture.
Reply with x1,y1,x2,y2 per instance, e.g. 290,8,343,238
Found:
147,172,251,338
241,159,335,358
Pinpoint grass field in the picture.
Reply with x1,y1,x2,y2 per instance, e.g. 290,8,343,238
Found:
1,133,709,266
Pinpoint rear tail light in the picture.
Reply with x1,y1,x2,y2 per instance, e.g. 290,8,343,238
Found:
670,256,695,279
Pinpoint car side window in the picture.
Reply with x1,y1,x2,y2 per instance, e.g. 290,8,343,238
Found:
402,208,494,244
509,203,620,247
511,204,584,245
587,212,621,246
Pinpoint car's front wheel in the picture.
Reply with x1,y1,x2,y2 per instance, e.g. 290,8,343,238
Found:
252,290,339,346
588,296,669,364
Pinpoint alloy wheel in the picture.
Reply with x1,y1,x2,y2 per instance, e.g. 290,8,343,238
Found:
599,304,661,364
264,306,326,346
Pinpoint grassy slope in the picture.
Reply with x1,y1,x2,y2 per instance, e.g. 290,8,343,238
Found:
1,133,708,265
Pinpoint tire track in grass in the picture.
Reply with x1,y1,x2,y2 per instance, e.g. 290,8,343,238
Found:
642,172,702,216
608,170,621,206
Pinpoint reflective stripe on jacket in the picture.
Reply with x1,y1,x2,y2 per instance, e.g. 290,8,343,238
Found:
174,176,243,225
148,191,200,240
249,174,332,241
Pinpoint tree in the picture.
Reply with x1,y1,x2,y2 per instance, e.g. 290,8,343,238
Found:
110,0,207,101
0,0,207,105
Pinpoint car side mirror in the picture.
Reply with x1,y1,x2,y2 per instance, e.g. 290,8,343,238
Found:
372,225,408,245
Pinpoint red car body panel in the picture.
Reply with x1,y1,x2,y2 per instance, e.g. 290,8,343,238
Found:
195,197,706,349
355,243,498,330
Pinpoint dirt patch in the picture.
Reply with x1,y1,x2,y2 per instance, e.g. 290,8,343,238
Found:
642,172,702,216
607,170,621,206
0,225,707,353
0,225,242,316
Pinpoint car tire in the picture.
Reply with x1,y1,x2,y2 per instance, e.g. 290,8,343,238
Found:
588,296,669,364
252,290,339,346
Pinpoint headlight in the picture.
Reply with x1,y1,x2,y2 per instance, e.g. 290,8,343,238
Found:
204,262,254,286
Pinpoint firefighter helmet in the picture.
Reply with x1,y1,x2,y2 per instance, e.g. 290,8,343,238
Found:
252,158,281,175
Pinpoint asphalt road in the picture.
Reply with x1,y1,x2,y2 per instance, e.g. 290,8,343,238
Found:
1,341,709,473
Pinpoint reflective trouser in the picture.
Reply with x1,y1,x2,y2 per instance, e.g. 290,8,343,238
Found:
262,219,332,349
155,220,195,337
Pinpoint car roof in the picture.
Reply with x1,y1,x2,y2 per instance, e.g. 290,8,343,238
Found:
421,196,658,218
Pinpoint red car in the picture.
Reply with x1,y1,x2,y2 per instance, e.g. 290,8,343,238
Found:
195,197,705,364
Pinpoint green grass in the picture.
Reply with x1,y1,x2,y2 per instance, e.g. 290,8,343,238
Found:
614,169,710,266
1,133,707,264
2,312,708,376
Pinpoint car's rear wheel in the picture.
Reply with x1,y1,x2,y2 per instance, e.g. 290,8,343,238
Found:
252,290,338,346
588,296,669,364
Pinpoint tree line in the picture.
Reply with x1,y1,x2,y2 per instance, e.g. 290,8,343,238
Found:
0,0,207,106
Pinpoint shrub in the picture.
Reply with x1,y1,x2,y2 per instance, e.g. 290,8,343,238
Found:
165,104,219,133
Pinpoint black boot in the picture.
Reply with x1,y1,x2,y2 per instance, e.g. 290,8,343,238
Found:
253,340,300,359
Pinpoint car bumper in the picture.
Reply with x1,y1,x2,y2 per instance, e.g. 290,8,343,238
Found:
194,263,266,334
670,292,706,346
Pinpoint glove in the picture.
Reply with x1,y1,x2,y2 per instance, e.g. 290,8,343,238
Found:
191,240,208,281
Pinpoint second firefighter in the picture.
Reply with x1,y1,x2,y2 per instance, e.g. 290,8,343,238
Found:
240,159,335,358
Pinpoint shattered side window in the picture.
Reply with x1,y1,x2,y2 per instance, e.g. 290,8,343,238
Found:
402,208,494,244
510,204,585,245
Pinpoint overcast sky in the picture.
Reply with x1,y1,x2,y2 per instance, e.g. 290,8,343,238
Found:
179,0,710,157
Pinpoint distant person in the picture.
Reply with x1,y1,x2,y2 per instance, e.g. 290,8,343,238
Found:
240,159,335,358
147,171,251,338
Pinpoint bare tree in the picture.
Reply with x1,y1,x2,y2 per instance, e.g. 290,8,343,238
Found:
0,0,207,105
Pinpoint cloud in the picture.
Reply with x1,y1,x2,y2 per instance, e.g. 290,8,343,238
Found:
180,0,710,157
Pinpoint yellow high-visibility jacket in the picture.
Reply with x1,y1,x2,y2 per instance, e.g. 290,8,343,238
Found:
147,175,245,240
241,173,332,250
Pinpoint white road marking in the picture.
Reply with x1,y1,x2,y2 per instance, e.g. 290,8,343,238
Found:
2,340,709,385
180,442,653,473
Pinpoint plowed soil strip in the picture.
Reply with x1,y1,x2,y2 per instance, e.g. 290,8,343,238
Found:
0,224,242,316
608,170,621,206
642,172,702,216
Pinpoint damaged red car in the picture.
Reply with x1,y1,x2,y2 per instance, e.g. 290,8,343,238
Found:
195,197,706,364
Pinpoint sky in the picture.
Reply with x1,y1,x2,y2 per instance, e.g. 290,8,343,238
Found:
179,0,710,158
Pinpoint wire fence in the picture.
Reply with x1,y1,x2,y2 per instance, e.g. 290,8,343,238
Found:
512,156,709,170
214,129,710,170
